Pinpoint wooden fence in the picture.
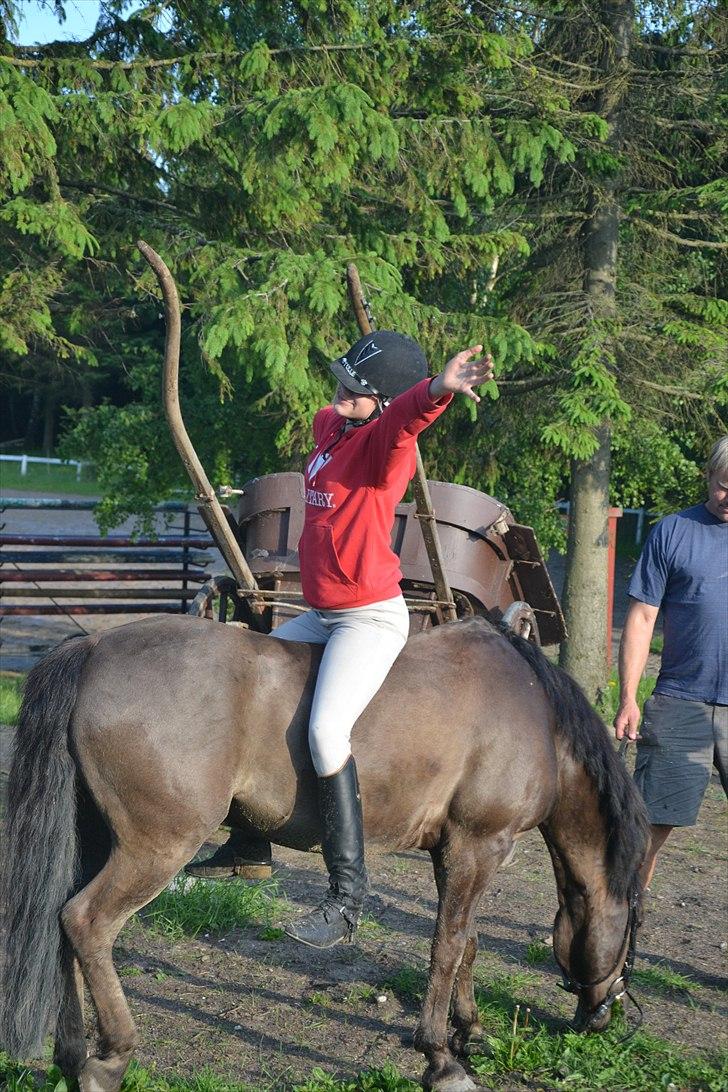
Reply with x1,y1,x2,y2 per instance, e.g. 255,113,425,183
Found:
0,498,215,616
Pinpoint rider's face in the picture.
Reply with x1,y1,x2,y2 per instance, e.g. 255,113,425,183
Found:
333,382,379,421
706,470,728,522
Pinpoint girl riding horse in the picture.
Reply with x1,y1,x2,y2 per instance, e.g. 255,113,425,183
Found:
244,330,492,947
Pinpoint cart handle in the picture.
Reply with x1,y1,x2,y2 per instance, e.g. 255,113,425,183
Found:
137,240,262,604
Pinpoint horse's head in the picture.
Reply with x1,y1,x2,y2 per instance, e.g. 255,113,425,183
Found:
552,884,642,1032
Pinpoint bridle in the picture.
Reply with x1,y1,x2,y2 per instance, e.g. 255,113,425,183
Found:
554,885,643,1034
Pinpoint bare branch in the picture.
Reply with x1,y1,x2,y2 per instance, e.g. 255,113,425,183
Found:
627,376,708,400
59,179,180,213
628,217,728,250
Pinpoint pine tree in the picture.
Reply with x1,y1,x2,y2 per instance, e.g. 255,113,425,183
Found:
1,0,586,531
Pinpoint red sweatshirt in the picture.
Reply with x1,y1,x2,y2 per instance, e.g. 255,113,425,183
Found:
298,378,453,610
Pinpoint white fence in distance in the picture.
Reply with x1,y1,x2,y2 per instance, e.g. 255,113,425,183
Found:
0,453,89,481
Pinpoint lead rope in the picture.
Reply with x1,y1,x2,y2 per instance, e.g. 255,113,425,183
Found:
615,736,645,1040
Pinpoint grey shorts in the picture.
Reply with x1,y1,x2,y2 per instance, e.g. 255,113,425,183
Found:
634,693,728,826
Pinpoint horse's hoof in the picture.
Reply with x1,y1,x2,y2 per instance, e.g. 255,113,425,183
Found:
451,1030,487,1059
79,1052,132,1092
422,1061,477,1092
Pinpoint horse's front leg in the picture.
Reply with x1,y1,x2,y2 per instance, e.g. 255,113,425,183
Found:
416,838,497,1092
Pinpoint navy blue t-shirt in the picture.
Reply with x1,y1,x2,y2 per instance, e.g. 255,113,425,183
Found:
628,504,728,704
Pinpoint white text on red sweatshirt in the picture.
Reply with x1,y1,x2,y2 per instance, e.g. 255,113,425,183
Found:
298,378,452,609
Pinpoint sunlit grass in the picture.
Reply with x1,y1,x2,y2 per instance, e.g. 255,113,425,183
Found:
0,673,24,725
139,875,286,940
1,459,99,496
598,670,656,725
525,940,552,965
633,961,700,995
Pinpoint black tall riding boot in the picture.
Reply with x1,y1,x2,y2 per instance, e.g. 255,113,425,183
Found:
285,756,368,948
185,827,272,880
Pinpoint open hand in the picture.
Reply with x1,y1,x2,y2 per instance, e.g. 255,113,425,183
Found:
430,346,495,402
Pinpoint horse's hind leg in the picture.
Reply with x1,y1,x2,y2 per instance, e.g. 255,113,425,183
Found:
416,832,507,1092
54,787,111,1078
61,841,205,1092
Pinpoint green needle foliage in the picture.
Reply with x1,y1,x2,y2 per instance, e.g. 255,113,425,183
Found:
0,673,23,725
0,0,611,535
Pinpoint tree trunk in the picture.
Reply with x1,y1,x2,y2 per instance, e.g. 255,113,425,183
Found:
559,426,612,698
24,389,41,448
559,1,632,701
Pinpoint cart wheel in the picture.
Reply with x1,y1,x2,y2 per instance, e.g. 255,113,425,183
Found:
189,574,244,623
502,601,541,646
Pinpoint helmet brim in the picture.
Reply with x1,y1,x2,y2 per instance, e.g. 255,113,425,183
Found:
329,357,372,397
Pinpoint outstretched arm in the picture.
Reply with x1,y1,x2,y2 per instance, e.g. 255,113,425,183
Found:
367,346,495,485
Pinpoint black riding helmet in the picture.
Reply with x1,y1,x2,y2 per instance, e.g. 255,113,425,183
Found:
329,330,428,406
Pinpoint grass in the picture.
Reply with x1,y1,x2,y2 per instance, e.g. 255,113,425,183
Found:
1,459,100,496
4,1029,725,1092
0,673,24,726
294,1065,418,1091
633,961,700,995
525,940,552,965
3,989,727,1092
468,998,728,1090
139,876,285,940
382,965,428,1003
357,912,384,938
343,983,376,1005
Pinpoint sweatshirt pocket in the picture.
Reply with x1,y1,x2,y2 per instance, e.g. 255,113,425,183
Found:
300,523,358,594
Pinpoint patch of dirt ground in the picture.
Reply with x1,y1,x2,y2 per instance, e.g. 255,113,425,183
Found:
96,776,726,1089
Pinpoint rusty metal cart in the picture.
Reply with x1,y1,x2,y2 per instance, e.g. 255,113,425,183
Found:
189,472,565,646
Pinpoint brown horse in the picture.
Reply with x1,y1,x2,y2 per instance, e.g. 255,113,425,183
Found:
0,614,648,1092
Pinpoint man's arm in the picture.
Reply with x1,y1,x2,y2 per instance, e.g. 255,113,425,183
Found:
614,598,660,741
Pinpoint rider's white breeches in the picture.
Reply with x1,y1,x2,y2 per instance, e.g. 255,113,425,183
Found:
272,595,410,776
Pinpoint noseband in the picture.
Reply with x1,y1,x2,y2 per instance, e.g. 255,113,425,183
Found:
555,886,643,1033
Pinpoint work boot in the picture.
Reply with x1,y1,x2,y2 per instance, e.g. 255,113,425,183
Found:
286,756,367,949
185,828,272,880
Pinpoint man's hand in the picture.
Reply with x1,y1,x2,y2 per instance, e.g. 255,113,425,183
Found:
430,346,495,402
614,698,641,742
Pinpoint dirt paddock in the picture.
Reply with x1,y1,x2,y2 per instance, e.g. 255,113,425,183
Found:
94,776,727,1088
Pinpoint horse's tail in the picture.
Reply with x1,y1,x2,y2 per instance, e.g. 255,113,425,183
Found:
0,634,97,1059
499,625,649,900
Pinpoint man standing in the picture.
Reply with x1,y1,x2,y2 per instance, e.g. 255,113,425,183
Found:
614,436,728,887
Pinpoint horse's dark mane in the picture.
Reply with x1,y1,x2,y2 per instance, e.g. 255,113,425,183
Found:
488,620,649,901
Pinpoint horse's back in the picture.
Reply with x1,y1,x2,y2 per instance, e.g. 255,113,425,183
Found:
352,618,558,846
70,615,317,839
69,614,558,852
